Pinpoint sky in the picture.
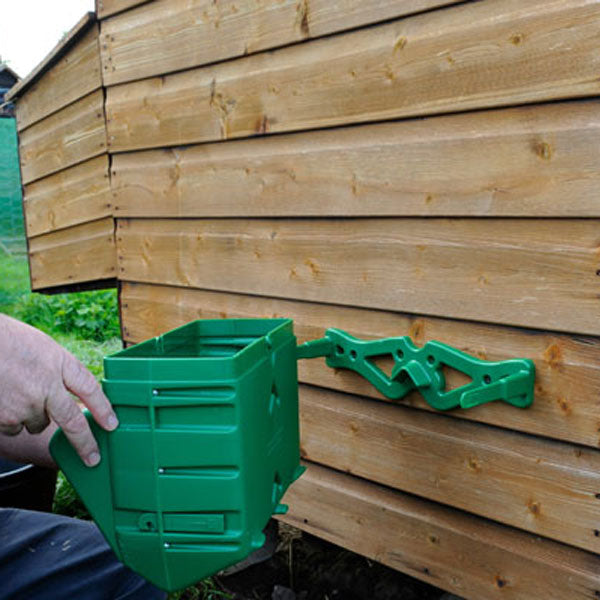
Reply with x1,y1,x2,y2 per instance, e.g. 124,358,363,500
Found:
0,0,94,79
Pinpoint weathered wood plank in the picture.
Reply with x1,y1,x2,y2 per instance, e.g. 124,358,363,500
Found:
119,283,600,449
19,90,107,185
24,155,111,237
100,0,464,86
116,218,600,336
15,24,102,131
297,384,600,553
96,0,153,19
6,13,96,103
29,217,116,289
111,100,600,218
105,0,600,151
281,462,600,600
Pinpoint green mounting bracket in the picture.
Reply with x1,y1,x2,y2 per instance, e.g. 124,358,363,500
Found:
297,329,535,410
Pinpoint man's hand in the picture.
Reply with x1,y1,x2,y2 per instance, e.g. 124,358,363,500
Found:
0,314,118,466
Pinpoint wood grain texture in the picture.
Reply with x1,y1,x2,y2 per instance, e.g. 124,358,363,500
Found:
297,384,600,553
100,0,463,86
15,24,102,131
5,13,96,102
280,462,600,600
24,155,111,237
119,283,600,449
29,217,116,289
111,100,600,218
19,90,107,185
96,0,153,19
105,0,600,151
116,218,600,336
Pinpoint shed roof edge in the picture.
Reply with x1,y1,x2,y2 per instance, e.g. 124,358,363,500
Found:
5,12,97,102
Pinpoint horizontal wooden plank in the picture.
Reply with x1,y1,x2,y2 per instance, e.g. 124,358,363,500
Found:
116,218,600,336
119,283,600,449
105,0,600,151
15,24,101,131
281,462,600,600
19,90,107,184
111,100,600,218
24,155,111,237
100,0,463,86
96,0,153,19
29,217,116,289
297,384,600,553
5,13,96,103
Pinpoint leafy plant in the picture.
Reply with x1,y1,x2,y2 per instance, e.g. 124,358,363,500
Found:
14,289,120,342
0,254,120,342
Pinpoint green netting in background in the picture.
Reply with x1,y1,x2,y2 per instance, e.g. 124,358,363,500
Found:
0,117,25,256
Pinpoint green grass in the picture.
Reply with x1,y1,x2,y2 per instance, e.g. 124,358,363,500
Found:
0,252,31,310
52,471,90,519
167,581,233,600
50,335,122,378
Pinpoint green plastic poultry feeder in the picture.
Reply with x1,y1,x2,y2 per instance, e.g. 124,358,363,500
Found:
50,318,535,592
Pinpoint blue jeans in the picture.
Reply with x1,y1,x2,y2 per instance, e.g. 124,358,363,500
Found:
0,508,167,599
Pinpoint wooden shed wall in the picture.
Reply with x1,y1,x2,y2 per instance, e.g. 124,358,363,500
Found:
9,0,600,597
99,0,600,597
103,0,600,151
8,14,116,291
98,0,463,85
110,101,600,218
280,462,600,600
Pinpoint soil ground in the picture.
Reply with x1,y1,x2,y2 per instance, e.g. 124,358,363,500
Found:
185,522,456,600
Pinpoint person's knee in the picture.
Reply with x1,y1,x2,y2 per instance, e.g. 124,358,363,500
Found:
0,509,166,599
113,573,168,600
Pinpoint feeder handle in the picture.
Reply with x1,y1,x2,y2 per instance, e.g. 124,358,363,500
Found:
296,329,535,411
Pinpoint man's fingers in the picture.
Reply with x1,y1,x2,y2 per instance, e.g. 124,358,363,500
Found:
0,423,24,436
61,353,118,432
46,392,100,467
24,412,51,434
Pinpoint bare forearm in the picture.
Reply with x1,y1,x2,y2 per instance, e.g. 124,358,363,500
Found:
0,423,57,469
